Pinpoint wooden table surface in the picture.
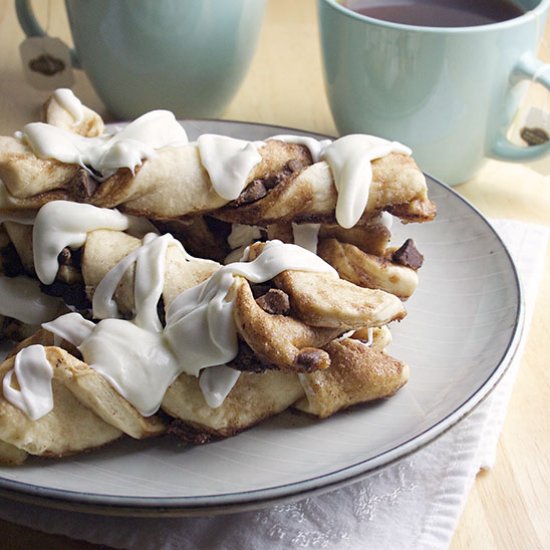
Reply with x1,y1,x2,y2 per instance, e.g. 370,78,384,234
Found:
0,1,549,548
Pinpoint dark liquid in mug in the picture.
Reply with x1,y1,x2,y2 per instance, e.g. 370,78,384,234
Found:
342,0,526,27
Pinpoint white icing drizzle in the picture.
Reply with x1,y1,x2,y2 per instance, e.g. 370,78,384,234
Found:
321,135,411,229
42,311,95,347
270,134,332,162
338,327,373,346
197,134,264,200
126,215,160,238
92,232,178,331
227,224,262,250
3,345,53,420
292,223,321,254
0,275,63,325
164,240,336,377
268,133,410,229
378,211,394,230
18,109,188,178
46,313,175,415
52,88,84,124
225,224,262,264
32,201,132,285
199,366,241,408
79,319,178,417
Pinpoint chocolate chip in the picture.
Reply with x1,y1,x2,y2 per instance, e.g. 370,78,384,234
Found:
226,340,277,373
256,288,290,316
56,247,83,269
157,296,166,327
203,216,232,241
69,169,99,202
391,238,424,270
250,283,273,299
40,281,91,310
234,180,267,206
0,244,25,278
57,248,72,266
263,173,285,190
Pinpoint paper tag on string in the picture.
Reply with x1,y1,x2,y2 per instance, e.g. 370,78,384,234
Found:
19,36,74,90
519,106,550,146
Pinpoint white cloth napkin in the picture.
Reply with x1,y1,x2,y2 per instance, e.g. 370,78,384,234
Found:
0,219,547,550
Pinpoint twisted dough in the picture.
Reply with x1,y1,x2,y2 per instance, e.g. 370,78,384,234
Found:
0,327,408,463
0,94,435,227
0,233,409,463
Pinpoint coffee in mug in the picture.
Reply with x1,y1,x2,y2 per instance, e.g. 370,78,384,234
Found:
341,0,525,27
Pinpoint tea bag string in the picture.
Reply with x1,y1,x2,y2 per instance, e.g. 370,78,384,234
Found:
39,0,52,55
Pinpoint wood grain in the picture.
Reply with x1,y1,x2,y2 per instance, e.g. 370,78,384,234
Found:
0,1,549,548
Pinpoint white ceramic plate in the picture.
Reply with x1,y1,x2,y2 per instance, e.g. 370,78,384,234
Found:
0,120,523,516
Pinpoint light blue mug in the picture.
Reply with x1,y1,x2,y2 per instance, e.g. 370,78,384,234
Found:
16,0,267,119
318,0,550,184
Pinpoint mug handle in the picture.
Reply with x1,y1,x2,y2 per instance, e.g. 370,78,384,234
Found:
492,52,550,160
15,0,81,68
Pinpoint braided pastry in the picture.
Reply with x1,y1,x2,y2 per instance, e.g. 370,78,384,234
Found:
0,90,433,464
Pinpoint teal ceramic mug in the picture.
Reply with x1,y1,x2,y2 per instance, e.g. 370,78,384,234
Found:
16,0,267,119
318,0,550,184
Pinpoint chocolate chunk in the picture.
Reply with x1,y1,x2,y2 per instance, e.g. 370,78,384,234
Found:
250,282,273,299
391,238,424,270
233,171,290,207
57,247,83,269
234,180,267,206
226,340,277,373
40,280,91,310
57,247,72,266
256,288,290,316
157,297,166,327
294,348,330,372
203,216,232,241
0,244,25,278
69,169,99,202
262,173,285,190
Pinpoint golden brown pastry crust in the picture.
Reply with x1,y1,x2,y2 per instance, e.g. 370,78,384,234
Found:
296,338,409,418
0,347,123,459
163,370,304,441
318,238,419,299
41,94,104,138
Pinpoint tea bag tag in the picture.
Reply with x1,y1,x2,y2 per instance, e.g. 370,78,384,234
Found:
19,36,74,90
519,107,550,146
